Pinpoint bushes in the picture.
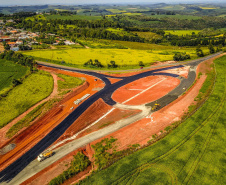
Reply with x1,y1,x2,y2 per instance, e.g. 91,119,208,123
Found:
196,45,204,57
107,60,118,68
208,43,215,54
173,52,190,61
48,152,90,185
83,59,103,68
139,61,144,66
92,137,117,169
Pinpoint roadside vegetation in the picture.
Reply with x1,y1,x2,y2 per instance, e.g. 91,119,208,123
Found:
76,55,226,185
48,152,90,185
57,73,84,93
6,98,57,138
0,70,53,128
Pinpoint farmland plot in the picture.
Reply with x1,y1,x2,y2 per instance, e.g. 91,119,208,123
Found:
0,70,53,128
0,60,29,95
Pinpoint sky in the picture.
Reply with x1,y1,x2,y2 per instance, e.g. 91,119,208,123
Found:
0,0,220,6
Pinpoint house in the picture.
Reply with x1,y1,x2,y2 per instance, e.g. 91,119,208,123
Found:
0,36,11,42
11,47,19,51
10,30,18,34
16,40,23,45
7,20,14,23
64,40,75,45
7,42,16,47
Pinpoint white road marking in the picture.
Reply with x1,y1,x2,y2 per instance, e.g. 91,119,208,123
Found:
49,78,166,150
122,78,167,104
49,107,116,150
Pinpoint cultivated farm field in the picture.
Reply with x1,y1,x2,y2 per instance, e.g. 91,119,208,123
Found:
23,46,207,69
79,55,226,184
0,60,29,96
0,70,53,128
165,30,201,36
147,14,201,20
132,32,162,41
46,14,102,20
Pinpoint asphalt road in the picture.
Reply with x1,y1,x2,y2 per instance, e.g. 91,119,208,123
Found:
0,52,222,184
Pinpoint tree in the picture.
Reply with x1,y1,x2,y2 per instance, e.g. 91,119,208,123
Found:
12,79,22,86
208,43,215,54
4,44,10,51
196,45,204,57
173,53,190,61
108,60,118,68
216,44,223,52
139,61,144,66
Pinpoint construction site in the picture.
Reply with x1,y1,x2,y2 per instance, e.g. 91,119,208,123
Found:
0,52,224,185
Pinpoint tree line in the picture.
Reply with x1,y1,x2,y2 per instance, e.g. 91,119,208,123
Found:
0,51,35,70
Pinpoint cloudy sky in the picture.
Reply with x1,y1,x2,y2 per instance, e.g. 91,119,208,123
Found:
0,0,218,6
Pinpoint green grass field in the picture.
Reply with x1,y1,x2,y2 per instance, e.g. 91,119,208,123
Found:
162,5,186,11
22,47,203,68
199,6,218,10
77,39,127,49
57,73,84,92
46,14,102,20
132,32,162,41
147,14,201,20
25,14,46,21
0,70,53,128
77,55,226,185
0,60,29,96
106,9,127,14
165,30,201,36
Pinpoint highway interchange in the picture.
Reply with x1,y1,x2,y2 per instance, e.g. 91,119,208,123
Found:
0,52,221,184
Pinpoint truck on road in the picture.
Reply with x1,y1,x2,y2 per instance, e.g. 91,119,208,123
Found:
37,151,54,162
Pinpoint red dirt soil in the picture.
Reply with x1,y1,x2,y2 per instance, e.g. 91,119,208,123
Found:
112,76,180,105
92,74,207,151
50,98,140,149
159,66,190,78
107,77,122,84
0,66,104,171
51,98,112,145
90,54,224,151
